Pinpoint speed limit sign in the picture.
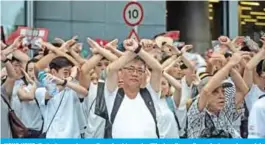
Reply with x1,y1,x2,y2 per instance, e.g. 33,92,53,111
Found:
123,2,144,27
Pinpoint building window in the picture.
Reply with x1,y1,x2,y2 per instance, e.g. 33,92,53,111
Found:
239,1,265,42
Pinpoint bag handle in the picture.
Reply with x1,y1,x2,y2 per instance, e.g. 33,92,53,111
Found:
44,90,66,133
1,94,12,111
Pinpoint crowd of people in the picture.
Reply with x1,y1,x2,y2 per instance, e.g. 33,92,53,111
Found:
1,30,265,139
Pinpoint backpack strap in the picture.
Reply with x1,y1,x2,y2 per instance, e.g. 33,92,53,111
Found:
139,88,160,138
110,88,125,123
94,81,108,120
1,93,12,111
259,94,265,99
103,88,125,138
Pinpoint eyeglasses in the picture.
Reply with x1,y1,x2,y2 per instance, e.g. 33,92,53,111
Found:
123,67,145,74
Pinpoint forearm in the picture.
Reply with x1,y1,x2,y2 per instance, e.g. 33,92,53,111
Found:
163,72,181,91
246,49,265,70
13,50,30,64
231,68,249,95
4,61,17,78
204,62,234,93
35,53,57,70
110,48,124,57
162,55,177,69
3,46,15,56
98,48,118,62
69,50,86,65
108,51,137,72
81,54,102,74
65,81,88,97
228,43,239,53
52,48,79,66
17,86,36,101
206,63,214,75
180,55,195,72
138,48,162,71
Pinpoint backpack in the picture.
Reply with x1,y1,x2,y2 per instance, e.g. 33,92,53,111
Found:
94,81,160,138
1,93,44,138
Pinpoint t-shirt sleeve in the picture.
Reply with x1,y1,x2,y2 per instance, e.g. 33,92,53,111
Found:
248,99,265,138
245,84,260,112
35,88,46,106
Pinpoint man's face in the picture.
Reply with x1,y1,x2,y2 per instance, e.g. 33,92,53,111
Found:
208,86,226,112
95,59,109,75
52,66,72,79
121,60,145,88
259,72,265,89
12,60,22,77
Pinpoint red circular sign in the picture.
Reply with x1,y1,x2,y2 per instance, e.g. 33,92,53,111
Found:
123,2,144,27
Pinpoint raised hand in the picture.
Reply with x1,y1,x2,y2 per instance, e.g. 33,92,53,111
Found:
105,39,118,50
123,39,139,52
218,36,231,46
229,51,250,66
12,35,24,48
181,45,193,53
70,66,79,79
20,68,35,85
87,37,101,54
140,39,154,52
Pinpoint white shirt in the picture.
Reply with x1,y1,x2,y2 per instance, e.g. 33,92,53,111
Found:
248,97,265,138
20,85,43,130
157,97,179,138
176,77,191,134
83,83,105,138
245,84,265,112
104,83,160,138
10,79,24,118
35,87,81,138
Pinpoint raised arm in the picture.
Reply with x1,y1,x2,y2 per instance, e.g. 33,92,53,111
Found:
230,68,249,106
105,39,124,57
17,69,37,101
1,52,17,96
47,73,88,98
163,71,181,107
106,39,138,92
244,37,265,87
138,40,163,92
89,38,119,62
199,52,249,111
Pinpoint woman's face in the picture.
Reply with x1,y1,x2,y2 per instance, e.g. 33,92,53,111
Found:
27,62,36,80
161,77,170,97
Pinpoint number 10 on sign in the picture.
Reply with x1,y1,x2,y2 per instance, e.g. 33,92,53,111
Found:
123,2,144,27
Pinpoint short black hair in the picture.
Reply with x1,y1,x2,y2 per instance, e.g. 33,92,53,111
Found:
256,59,265,76
11,57,20,63
49,56,74,71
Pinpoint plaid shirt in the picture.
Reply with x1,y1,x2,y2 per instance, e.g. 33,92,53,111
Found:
187,83,242,138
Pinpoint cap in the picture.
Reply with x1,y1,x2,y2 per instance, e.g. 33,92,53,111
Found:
95,38,108,47
155,36,173,48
